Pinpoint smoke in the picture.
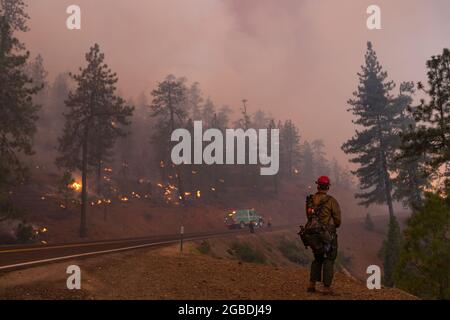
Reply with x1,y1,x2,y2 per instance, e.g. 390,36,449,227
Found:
20,0,450,164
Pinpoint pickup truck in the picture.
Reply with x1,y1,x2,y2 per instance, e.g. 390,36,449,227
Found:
224,209,264,229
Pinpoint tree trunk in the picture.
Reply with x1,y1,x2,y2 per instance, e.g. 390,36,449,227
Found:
80,135,88,237
381,149,395,217
168,87,186,206
377,118,395,218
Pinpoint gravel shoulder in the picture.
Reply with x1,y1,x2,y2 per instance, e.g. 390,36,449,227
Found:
0,234,416,300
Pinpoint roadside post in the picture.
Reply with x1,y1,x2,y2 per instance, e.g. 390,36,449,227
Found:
180,225,184,252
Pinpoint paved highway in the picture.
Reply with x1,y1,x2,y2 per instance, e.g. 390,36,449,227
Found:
0,226,293,272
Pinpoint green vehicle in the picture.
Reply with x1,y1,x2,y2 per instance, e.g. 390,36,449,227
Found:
225,209,264,229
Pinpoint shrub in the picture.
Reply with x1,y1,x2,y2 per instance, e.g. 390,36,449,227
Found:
278,239,310,266
0,192,23,221
380,214,402,287
230,242,266,264
16,222,35,244
197,240,211,255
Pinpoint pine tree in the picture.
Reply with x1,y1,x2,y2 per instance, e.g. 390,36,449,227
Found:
44,73,71,154
187,82,203,121
311,139,330,177
26,54,51,153
331,159,342,187
150,74,189,204
252,109,270,129
58,171,76,210
300,141,315,183
122,93,151,179
0,1,40,189
395,192,449,299
26,54,48,98
235,99,251,130
401,48,450,192
280,120,301,177
393,82,428,209
0,0,29,33
216,105,232,130
56,44,134,237
342,42,398,217
202,97,216,128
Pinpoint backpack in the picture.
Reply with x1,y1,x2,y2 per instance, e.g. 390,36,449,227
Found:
298,194,334,253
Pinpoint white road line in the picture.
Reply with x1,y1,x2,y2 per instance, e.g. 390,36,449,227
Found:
0,227,286,271
0,237,200,271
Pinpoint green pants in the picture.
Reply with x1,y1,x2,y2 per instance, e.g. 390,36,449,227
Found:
309,235,338,287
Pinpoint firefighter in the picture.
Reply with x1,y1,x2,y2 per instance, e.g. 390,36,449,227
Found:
307,176,341,295
249,220,255,233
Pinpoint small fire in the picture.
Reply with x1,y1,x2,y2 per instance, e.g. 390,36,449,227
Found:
196,190,201,198
131,192,141,199
120,196,129,202
70,182,82,192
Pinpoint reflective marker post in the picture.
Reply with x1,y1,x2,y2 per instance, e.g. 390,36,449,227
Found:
180,225,184,253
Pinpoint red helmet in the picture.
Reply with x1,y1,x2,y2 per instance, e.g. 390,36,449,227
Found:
316,176,330,187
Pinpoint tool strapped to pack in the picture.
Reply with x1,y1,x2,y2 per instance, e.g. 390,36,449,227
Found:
306,194,332,229
298,194,335,254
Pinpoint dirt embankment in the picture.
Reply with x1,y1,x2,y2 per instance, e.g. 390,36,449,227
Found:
0,230,416,300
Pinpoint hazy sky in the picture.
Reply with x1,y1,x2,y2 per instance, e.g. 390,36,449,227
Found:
20,0,450,165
